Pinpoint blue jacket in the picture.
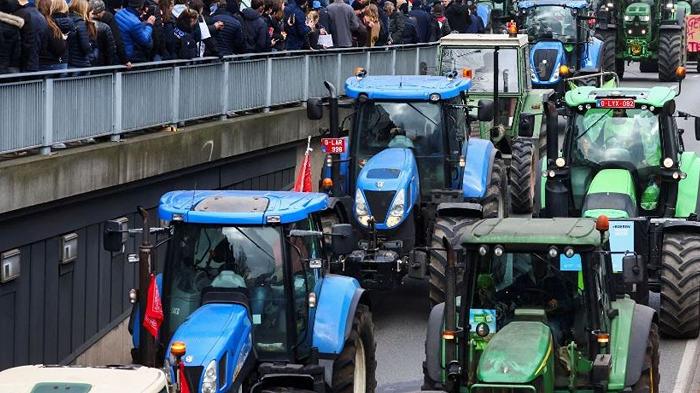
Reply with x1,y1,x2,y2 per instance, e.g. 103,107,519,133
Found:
408,6,430,43
115,7,153,62
283,0,309,50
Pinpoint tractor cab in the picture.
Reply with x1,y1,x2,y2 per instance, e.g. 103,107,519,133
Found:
516,0,605,91
104,191,374,393
424,217,659,393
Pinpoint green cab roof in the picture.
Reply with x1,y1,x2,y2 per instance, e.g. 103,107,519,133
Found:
564,86,677,108
460,218,601,248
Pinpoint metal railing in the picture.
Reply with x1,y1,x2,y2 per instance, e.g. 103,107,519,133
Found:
0,44,438,156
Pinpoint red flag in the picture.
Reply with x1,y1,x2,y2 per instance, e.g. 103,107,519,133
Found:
143,273,163,338
178,361,191,393
294,137,313,192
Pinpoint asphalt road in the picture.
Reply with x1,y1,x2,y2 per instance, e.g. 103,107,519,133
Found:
370,63,700,393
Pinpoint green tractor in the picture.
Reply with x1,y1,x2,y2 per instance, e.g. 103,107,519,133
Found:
439,33,557,214
595,0,688,81
423,217,660,392
540,81,700,338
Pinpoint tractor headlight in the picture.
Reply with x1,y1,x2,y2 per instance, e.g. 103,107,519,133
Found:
355,189,368,216
476,322,490,337
624,15,632,21
386,189,405,228
530,67,536,81
666,2,673,9
639,15,650,21
663,157,674,168
202,360,217,393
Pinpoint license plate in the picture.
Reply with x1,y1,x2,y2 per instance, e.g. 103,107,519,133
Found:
321,138,346,154
598,98,635,109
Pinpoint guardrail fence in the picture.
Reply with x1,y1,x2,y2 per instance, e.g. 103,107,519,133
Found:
0,44,438,156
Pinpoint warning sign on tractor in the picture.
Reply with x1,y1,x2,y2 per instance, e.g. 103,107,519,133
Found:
687,15,700,53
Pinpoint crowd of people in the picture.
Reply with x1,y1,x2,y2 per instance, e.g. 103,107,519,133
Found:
0,0,485,73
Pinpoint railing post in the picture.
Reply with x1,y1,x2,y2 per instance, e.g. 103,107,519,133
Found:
221,61,229,120
391,49,397,75
112,72,122,142
172,67,180,126
415,47,420,75
366,51,371,74
336,53,342,93
303,55,310,101
41,79,53,155
265,57,272,112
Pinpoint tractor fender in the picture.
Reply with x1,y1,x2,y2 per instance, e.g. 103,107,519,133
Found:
327,195,353,223
312,274,366,355
677,151,700,217
625,304,657,386
462,138,497,199
660,220,700,233
582,37,604,70
436,202,483,217
659,24,683,31
425,302,445,384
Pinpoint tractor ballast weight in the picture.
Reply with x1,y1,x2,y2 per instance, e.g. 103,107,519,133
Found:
540,81,700,338
307,73,510,305
423,217,660,393
102,191,377,393
596,0,688,81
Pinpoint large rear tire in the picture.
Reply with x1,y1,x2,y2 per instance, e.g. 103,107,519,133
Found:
595,30,617,78
428,158,508,306
658,30,683,82
332,304,377,393
659,232,700,338
509,139,538,215
631,323,660,393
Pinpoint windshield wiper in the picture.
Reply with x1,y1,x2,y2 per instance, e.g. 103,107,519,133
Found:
407,102,439,127
575,109,613,141
233,227,276,262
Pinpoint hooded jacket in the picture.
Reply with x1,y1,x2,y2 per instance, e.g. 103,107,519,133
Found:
408,0,430,43
0,11,24,73
283,0,309,50
67,12,93,67
14,2,48,72
210,8,245,55
172,15,197,59
115,7,153,62
241,7,269,53
444,0,468,33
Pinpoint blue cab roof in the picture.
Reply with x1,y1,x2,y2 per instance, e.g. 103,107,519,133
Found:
518,0,588,9
159,190,329,225
344,75,472,101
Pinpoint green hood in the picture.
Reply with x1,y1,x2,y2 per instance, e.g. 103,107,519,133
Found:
477,321,553,383
582,169,638,219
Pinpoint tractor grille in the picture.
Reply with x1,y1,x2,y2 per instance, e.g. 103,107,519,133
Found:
364,190,395,223
533,49,559,81
183,366,203,392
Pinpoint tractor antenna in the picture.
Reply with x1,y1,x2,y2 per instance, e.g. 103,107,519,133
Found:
190,182,198,211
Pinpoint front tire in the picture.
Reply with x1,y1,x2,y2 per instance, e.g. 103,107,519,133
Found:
631,323,660,393
509,139,538,215
658,30,683,81
659,233,700,338
482,158,509,219
428,216,476,306
332,304,377,393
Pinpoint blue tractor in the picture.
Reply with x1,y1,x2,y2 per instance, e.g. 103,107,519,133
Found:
102,191,376,393
306,74,507,305
517,0,609,92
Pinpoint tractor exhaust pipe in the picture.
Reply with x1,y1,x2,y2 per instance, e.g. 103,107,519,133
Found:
137,206,158,367
544,101,570,217
324,81,341,194
442,236,461,391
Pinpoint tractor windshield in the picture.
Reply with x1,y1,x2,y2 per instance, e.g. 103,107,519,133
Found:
472,252,585,345
439,47,519,93
571,108,662,171
163,224,291,358
524,6,577,41
355,101,446,192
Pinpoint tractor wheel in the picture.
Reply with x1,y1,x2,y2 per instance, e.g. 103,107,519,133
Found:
659,233,700,338
332,304,377,393
616,59,625,80
640,60,658,73
482,158,509,219
630,323,660,393
595,30,617,78
658,30,684,82
428,216,476,306
509,139,538,215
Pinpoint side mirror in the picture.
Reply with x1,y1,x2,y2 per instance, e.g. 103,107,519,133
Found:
622,254,644,284
104,220,126,253
518,113,536,137
694,117,700,141
330,224,354,255
307,98,323,121
478,99,495,122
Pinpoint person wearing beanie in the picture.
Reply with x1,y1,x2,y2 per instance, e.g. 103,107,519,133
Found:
115,0,156,62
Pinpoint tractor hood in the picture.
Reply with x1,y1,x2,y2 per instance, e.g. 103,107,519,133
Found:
477,321,552,384
355,148,419,229
582,169,638,219
531,41,566,85
167,303,253,391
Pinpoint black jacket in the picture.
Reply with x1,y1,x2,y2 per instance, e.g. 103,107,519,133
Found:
444,1,468,33
172,19,197,59
408,7,430,43
241,7,269,53
161,20,177,60
98,11,127,64
92,20,117,65
264,13,285,51
402,16,418,44
14,3,48,72
67,12,93,67
0,11,23,73
38,22,66,66
388,11,405,44
211,9,245,55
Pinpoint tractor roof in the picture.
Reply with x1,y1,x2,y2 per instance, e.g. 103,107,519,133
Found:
344,75,471,100
517,0,588,9
159,190,329,225
439,33,529,48
564,85,677,107
0,365,167,392
460,218,601,248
